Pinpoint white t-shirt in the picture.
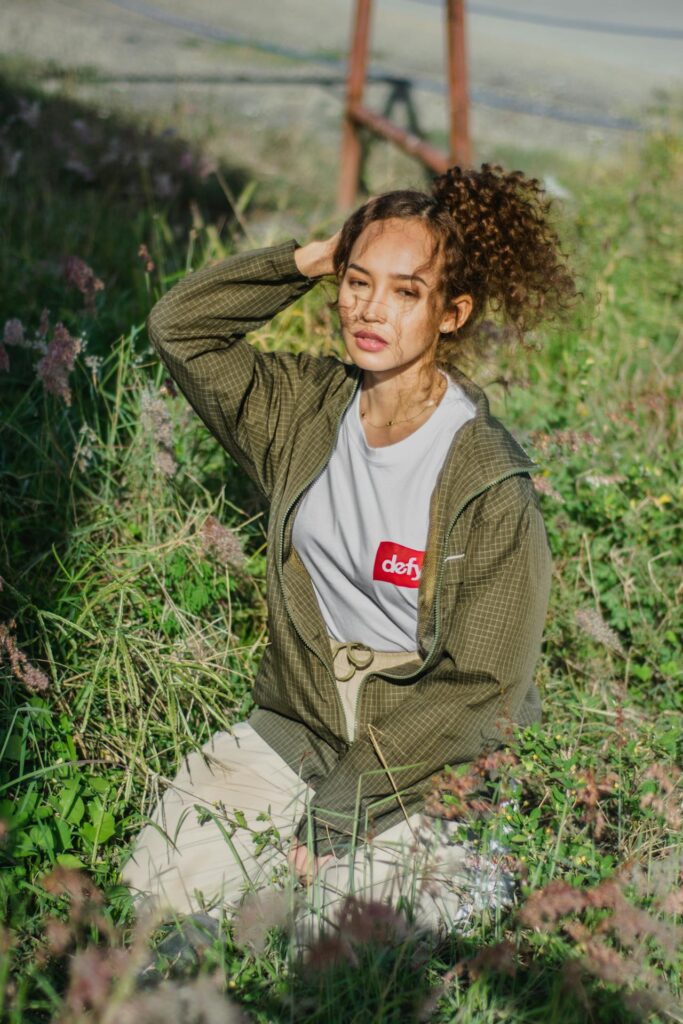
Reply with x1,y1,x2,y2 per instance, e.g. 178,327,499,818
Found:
291,371,476,651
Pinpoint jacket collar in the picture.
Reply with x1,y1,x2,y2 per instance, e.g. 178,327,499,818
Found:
435,362,537,500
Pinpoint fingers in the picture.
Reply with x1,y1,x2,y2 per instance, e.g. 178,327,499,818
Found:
287,841,334,884
288,841,308,876
287,840,309,880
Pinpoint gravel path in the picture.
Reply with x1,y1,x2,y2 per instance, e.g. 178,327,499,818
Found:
2,0,682,213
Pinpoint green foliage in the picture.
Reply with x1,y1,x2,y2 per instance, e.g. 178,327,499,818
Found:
0,65,681,1023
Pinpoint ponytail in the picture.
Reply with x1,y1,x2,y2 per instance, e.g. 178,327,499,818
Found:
429,163,578,349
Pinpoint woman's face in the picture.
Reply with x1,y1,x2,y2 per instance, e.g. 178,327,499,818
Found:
337,217,459,377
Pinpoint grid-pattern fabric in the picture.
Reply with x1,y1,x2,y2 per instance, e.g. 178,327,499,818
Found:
147,238,553,857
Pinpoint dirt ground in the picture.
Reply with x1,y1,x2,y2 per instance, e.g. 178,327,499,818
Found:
2,0,682,230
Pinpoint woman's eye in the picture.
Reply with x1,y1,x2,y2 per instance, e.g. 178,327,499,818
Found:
347,278,416,298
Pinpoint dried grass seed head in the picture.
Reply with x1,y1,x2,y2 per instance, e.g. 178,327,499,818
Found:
575,607,626,656
200,515,246,570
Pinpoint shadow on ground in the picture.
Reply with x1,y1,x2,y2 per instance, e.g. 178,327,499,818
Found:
0,68,257,333
0,68,269,611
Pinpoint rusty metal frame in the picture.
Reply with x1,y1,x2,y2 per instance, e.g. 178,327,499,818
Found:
337,0,470,210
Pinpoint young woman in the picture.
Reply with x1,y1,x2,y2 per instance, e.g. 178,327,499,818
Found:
122,164,576,943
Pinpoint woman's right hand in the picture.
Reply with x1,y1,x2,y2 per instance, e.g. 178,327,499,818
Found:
294,228,342,279
288,839,334,885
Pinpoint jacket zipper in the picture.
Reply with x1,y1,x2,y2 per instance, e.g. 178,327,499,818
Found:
351,466,537,734
276,375,361,743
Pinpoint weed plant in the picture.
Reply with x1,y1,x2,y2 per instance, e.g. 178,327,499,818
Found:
0,66,681,1022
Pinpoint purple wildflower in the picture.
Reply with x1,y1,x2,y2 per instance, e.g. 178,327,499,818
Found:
3,318,24,347
530,428,598,455
3,317,48,355
639,764,683,831
533,476,564,503
64,257,104,314
66,947,130,1015
0,619,50,694
37,308,50,338
35,323,82,405
137,244,155,273
304,897,412,972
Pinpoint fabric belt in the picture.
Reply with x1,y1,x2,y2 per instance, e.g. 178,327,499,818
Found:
328,637,418,742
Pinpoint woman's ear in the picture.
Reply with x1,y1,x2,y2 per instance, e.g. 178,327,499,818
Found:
439,293,473,334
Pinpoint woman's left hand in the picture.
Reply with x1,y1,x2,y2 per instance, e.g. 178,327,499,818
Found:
293,229,342,279
288,839,334,885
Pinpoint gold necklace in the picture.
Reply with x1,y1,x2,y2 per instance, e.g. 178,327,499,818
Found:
360,373,446,429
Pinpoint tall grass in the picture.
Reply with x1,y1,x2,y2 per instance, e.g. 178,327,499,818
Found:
0,65,681,1022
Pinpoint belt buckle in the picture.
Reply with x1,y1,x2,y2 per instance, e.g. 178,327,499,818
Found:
332,641,375,681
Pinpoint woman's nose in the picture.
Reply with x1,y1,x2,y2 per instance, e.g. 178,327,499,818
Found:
359,293,387,321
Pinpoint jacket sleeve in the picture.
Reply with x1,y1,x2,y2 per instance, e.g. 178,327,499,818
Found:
146,238,320,499
297,479,553,857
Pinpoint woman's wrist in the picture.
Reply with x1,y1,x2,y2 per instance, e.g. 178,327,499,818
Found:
293,234,339,279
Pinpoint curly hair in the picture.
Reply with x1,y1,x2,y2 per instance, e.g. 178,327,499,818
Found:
331,163,578,368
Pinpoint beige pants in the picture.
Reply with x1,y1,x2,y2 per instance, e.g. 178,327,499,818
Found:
121,641,515,944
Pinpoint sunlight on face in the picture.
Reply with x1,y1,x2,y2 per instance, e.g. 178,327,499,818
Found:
337,217,448,376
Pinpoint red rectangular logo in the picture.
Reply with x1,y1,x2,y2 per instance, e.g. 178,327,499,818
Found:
372,541,424,588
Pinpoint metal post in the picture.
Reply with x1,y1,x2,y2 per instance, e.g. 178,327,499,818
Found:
349,105,450,174
337,0,471,210
338,0,372,211
446,0,471,167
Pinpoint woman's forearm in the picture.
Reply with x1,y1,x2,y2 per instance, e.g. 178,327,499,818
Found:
145,239,319,496
148,239,314,354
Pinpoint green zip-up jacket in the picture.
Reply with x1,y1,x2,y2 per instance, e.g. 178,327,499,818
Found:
147,238,553,857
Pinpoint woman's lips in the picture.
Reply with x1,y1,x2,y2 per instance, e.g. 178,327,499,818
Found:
354,331,388,352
